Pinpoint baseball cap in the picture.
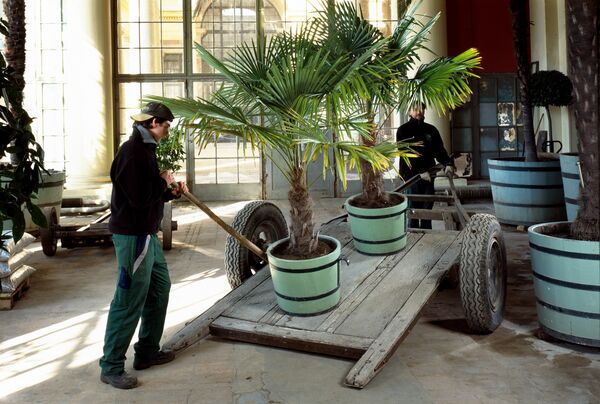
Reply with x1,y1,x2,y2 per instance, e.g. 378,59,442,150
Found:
130,102,175,122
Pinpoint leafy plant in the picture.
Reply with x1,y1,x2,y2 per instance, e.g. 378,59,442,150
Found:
313,1,480,207
0,18,45,244
530,70,573,151
156,126,185,173
150,20,413,257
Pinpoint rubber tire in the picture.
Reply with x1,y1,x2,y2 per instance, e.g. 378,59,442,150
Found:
161,202,172,250
40,207,58,257
459,213,507,334
225,201,288,289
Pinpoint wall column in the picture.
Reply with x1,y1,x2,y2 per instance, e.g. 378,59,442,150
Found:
62,0,113,195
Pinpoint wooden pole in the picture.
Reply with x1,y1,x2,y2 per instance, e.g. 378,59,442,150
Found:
182,192,268,261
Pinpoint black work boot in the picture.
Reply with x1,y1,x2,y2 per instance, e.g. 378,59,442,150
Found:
100,371,138,389
133,350,175,370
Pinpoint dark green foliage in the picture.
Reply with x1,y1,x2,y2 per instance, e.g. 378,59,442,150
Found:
0,19,46,244
530,70,573,107
156,126,185,173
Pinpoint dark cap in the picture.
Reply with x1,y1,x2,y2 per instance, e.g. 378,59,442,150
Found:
130,102,175,122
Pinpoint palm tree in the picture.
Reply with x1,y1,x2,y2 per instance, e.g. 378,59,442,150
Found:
509,0,537,162
314,1,481,207
2,0,26,108
567,0,599,241
151,24,401,257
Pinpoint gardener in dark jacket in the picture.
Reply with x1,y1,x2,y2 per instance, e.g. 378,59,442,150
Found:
99,102,189,389
397,103,454,229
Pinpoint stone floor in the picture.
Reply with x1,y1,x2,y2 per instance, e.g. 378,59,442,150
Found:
0,197,599,403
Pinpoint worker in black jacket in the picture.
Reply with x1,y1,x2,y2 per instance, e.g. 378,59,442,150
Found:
397,104,454,229
99,102,188,389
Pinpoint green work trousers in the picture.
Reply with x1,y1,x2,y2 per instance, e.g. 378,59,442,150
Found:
99,233,171,376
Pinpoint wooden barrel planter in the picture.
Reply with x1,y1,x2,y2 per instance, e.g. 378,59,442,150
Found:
528,222,600,347
25,170,66,231
488,157,566,226
267,236,342,316
345,192,408,255
559,153,580,221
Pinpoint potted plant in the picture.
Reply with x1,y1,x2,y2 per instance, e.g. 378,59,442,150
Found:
527,0,599,347
487,1,567,226
151,23,394,314
314,1,480,254
0,18,46,245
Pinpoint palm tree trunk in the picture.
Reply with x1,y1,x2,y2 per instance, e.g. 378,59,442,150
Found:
287,166,318,255
360,130,387,205
567,0,599,241
3,0,26,108
509,0,537,162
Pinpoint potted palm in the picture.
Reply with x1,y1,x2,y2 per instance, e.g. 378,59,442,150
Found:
151,23,394,315
488,1,567,226
314,1,480,254
527,0,599,347
0,18,45,244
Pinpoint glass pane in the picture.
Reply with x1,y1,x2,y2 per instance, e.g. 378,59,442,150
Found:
163,52,183,73
217,158,238,183
41,50,62,76
479,78,496,102
500,127,517,151
117,23,140,48
215,138,238,158
140,48,163,73
162,23,183,47
141,82,164,98
41,0,62,23
118,49,140,74
515,103,524,126
498,77,515,101
42,109,64,136
162,0,183,21
42,136,65,162
479,128,498,152
163,82,184,98
197,142,216,158
452,128,472,151
140,23,161,47
120,108,139,134
119,83,142,108
117,0,140,22
139,0,161,21
479,103,497,126
195,159,217,184
42,83,63,106
452,107,471,127
238,158,260,183
497,102,515,126
41,24,62,49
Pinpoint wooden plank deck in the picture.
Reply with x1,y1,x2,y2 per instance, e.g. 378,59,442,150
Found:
165,219,462,388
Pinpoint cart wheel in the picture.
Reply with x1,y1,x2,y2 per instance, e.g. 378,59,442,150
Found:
225,201,288,289
40,207,58,256
161,202,172,250
459,213,507,333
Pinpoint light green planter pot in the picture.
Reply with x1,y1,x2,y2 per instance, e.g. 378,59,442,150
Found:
488,157,566,226
345,192,408,256
267,235,341,316
559,153,580,222
528,222,600,347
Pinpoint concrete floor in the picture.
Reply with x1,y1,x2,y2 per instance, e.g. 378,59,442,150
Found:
0,198,599,403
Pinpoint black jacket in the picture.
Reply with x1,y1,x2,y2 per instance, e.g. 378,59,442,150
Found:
396,117,452,178
109,127,174,235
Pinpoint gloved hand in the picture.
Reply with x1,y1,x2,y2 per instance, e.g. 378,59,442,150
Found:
444,165,455,177
419,171,432,182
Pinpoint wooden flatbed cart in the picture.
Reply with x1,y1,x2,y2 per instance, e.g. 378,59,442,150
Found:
165,178,507,389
